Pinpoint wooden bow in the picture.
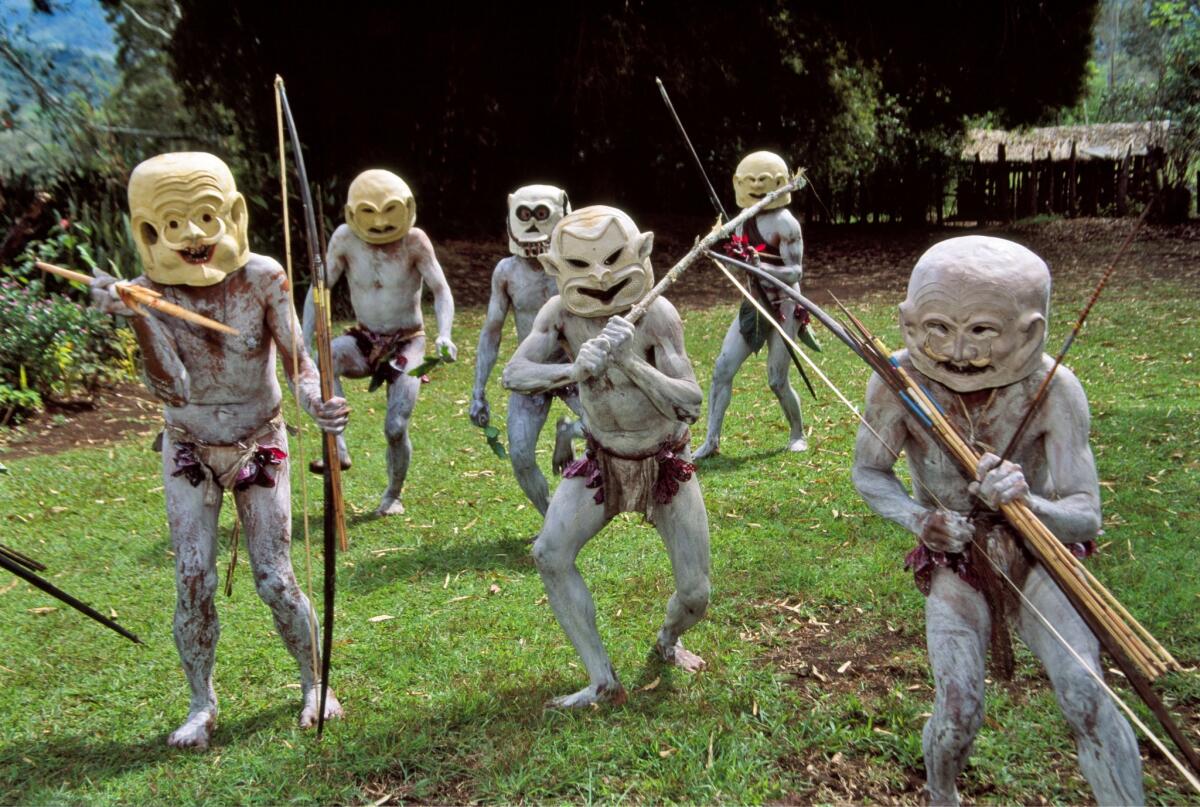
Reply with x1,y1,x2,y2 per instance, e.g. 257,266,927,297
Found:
274,75,347,737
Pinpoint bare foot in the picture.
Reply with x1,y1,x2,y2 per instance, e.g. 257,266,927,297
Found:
787,436,808,453
167,707,216,750
693,439,718,460
546,682,627,710
309,456,352,475
299,686,344,728
656,639,706,672
552,416,576,475
375,493,405,516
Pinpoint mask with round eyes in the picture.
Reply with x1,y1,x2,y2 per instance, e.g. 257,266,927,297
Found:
538,205,654,318
344,169,416,245
899,236,1051,392
128,152,250,287
508,184,570,257
733,151,791,211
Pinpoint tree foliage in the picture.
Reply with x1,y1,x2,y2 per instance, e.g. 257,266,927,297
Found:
1090,0,1199,219
167,0,1099,231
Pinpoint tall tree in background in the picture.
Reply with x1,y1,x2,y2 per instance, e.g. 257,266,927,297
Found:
167,0,1099,231
1092,0,1198,220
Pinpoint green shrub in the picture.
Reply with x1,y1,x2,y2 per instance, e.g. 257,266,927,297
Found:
0,271,133,423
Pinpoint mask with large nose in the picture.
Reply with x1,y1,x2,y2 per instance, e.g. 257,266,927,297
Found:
538,205,654,318
899,236,1050,393
128,152,250,287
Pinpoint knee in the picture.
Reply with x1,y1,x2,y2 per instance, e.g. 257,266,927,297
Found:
1054,670,1109,729
711,357,737,386
678,576,711,619
384,416,410,443
509,445,539,475
177,569,218,612
767,371,792,396
532,535,568,575
941,681,985,736
252,568,295,605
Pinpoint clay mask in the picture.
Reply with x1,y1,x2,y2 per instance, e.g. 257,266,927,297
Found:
900,236,1050,392
128,152,250,286
539,205,654,318
508,184,570,257
345,169,415,245
733,151,791,210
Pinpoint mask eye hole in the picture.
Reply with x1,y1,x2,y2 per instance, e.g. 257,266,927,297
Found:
925,321,948,336
201,213,213,223
516,206,533,222
384,203,397,213
566,258,590,268
603,247,623,267
168,220,180,230
141,222,159,245
533,205,550,221
971,325,998,337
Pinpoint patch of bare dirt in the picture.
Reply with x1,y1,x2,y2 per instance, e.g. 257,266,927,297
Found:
755,598,1200,805
0,382,160,461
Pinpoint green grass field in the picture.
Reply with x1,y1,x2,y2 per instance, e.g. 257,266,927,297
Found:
0,285,1197,805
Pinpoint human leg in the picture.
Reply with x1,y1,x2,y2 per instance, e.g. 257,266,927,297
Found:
1016,565,1144,806
507,391,552,514
765,310,806,452
237,437,342,728
922,568,991,805
694,316,754,459
309,334,366,473
162,453,222,749
377,338,424,516
531,476,618,707
652,474,710,671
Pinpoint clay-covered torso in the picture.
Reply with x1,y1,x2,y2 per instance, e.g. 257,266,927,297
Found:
137,254,289,443
497,255,562,343
556,298,688,454
329,223,428,335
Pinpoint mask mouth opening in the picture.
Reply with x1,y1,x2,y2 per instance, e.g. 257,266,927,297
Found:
177,244,216,265
578,277,631,304
368,224,398,235
937,360,992,376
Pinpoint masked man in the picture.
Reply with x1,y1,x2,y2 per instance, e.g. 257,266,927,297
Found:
694,151,807,459
503,206,710,708
303,169,456,516
851,236,1143,805
471,185,583,514
91,152,349,749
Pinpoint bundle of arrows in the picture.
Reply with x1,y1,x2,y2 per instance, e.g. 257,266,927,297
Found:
706,248,1199,786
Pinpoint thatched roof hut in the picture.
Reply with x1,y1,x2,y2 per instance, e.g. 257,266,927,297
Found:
963,122,1169,163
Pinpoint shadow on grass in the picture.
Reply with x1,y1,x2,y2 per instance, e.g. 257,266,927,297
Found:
0,703,292,803
341,533,535,595
693,447,787,474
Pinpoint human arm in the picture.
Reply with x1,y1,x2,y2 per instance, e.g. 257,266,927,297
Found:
501,299,574,394
852,374,974,552
264,261,349,434
470,264,511,426
969,368,1102,544
604,304,702,423
412,228,456,360
91,273,189,405
301,231,348,351
760,212,803,285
